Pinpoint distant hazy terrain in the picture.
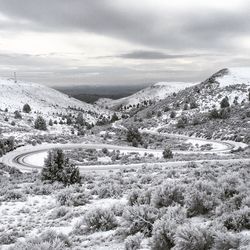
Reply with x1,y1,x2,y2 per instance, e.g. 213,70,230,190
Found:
55,84,149,103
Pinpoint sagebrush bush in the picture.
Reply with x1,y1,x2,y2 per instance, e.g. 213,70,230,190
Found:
3,189,26,202
173,224,214,250
221,207,250,231
124,233,143,250
49,206,70,219
128,188,152,206
56,188,90,206
9,230,70,250
185,181,218,216
121,205,159,236
151,218,176,250
0,231,18,245
151,181,185,208
212,232,241,250
95,181,122,198
151,205,187,250
83,208,117,232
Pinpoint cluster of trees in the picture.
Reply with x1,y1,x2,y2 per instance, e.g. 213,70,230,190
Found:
126,127,142,147
0,137,15,157
41,149,81,185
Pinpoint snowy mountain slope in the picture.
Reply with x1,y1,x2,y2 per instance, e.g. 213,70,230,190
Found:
95,81,195,109
213,67,250,87
121,67,250,142
0,78,111,122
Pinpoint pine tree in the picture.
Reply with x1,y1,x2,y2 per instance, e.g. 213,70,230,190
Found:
14,110,22,119
49,119,53,126
220,97,230,108
23,103,31,113
170,111,176,118
41,149,81,185
163,147,173,159
111,113,119,122
34,116,47,130
76,112,84,126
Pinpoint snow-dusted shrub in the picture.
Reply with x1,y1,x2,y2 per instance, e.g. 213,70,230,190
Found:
124,233,143,250
3,189,26,202
121,205,159,236
95,181,123,198
151,218,176,250
221,207,250,231
219,175,241,200
151,181,185,208
185,181,218,216
173,224,214,250
151,205,187,250
128,189,152,206
83,208,117,232
49,206,70,219
212,232,241,250
0,231,18,245
56,188,90,206
9,230,70,250
24,181,63,195
215,193,246,216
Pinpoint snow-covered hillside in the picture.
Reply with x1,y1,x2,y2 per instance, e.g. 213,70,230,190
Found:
216,67,250,87
96,81,195,110
0,78,111,122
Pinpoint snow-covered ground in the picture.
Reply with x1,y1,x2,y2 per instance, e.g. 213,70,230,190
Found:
96,81,195,109
0,78,111,123
217,67,250,87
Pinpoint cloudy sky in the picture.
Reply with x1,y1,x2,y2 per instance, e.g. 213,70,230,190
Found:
0,0,249,86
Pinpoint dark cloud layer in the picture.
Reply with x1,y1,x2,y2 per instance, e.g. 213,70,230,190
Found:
0,0,249,51
0,0,249,86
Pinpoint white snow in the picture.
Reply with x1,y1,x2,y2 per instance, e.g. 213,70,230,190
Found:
0,78,111,122
96,81,195,109
24,152,48,167
217,67,250,87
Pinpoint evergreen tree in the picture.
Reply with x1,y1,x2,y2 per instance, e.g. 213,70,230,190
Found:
41,149,81,185
163,147,173,159
176,118,185,128
34,116,47,130
220,97,230,108
49,119,53,126
183,103,189,110
66,117,72,125
76,112,84,126
127,127,142,144
23,103,31,113
170,111,176,118
14,110,22,119
190,101,198,109
111,113,119,122
209,108,220,119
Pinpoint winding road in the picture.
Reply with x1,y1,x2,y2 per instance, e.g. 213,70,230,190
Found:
1,132,248,173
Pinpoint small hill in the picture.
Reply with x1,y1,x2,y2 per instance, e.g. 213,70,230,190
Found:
95,81,195,110
0,78,111,123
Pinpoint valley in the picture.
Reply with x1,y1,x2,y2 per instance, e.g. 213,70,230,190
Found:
0,68,250,250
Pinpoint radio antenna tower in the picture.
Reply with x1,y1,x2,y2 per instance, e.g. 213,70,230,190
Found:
14,72,17,83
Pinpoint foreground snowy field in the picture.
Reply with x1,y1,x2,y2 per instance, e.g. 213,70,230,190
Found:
0,159,249,250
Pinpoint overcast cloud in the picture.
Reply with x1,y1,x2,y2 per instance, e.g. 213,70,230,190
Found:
0,0,249,86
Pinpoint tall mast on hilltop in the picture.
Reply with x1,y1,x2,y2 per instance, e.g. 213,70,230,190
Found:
14,72,17,83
